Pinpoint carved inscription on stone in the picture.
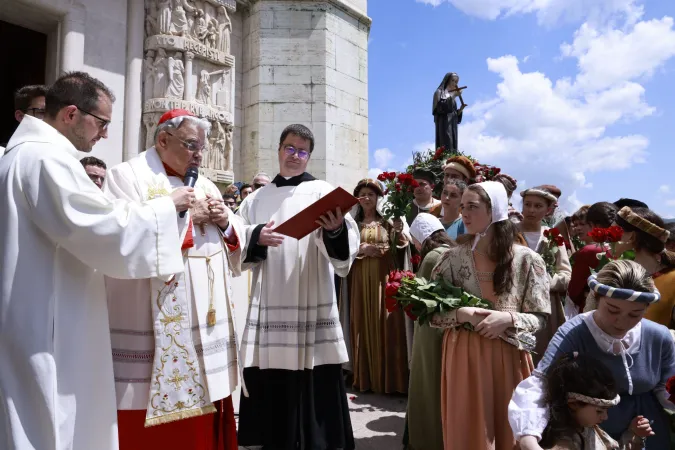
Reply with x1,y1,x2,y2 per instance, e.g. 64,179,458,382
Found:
143,0,235,179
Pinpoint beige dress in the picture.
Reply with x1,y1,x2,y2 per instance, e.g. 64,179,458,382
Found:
431,244,551,450
347,220,409,393
549,426,620,449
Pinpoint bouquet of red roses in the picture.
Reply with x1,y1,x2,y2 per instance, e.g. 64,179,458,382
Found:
473,161,501,182
587,226,634,273
377,172,419,221
384,270,493,325
541,228,565,275
385,270,537,351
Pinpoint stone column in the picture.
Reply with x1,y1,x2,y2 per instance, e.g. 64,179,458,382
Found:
240,0,371,190
122,0,145,161
184,52,195,101
59,5,85,73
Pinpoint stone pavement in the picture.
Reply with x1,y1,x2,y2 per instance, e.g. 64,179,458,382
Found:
347,389,407,450
237,389,407,450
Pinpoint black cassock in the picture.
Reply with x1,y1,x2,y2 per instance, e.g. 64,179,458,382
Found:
433,73,463,152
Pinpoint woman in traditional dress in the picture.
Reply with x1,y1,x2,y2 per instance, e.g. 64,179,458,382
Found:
584,207,675,328
511,260,675,450
404,213,455,450
519,186,571,363
344,178,409,394
430,181,551,450
440,179,466,239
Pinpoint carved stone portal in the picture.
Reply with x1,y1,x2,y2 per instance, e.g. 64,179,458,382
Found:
143,0,235,184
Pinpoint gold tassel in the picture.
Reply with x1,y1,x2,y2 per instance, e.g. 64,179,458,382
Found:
207,308,216,327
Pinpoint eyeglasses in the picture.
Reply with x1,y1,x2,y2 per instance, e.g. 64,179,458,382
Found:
281,145,310,160
25,108,45,119
165,132,207,153
77,107,111,130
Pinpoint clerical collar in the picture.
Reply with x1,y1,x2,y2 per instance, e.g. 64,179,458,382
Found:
163,162,184,181
272,172,316,187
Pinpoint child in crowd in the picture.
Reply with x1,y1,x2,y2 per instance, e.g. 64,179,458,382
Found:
539,353,653,450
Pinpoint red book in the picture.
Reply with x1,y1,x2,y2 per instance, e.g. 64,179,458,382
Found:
273,187,359,239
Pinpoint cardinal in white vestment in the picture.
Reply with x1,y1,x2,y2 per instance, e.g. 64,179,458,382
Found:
0,72,191,450
236,124,360,449
104,109,243,450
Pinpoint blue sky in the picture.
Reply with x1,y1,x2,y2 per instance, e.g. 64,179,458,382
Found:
366,0,675,218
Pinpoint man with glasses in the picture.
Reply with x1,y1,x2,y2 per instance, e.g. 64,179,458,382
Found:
237,124,359,450
80,155,107,189
251,171,271,190
0,72,195,450
14,84,47,123
104,108,244,450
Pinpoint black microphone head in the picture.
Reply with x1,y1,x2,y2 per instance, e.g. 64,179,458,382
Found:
184,167,199,187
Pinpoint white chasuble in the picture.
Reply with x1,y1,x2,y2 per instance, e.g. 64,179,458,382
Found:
104,147,246,426
237,178,360,371
0,117,183,450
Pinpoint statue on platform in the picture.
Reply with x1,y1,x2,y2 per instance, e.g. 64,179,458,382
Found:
170,0,193,36
192,10,208,42
208,121,226,171
216,7,232,54
196,69,225,104
145,0,158,36
224,124,233,171
144,51,156,101
433,72,467,153
157,0,172,35
166,52,185,99
152,48,169,98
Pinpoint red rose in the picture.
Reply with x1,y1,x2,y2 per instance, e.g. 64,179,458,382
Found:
606,226,624,243
377,173,386,182
411,180,420,188
554,236,565,247
383,189,389,195
666,375,675,400
385,297,398,313
389,270,403,282
404,304,417,320
550,228,561,237
403,270,415,279
411,255,422,266
385,282,401,297
543,229,550,238
395,183,401,192
387,172,397,180
588,228,608,243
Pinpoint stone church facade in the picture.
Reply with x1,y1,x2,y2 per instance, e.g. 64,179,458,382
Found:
0,0,370,189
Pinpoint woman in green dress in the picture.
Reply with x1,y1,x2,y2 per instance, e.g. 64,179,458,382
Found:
404,213,455,449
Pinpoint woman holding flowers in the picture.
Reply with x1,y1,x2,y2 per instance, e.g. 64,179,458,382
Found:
510,260,675,450
342,178,410,394
429,181,551,450
519,186,572,363
584,207,675,328
404,213,455,450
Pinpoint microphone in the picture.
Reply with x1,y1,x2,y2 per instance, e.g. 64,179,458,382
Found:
179,166,199,218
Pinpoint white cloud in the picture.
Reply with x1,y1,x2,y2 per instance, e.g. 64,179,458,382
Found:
561,17,675,93
667,199,675,207
660,185,671,194
368,168,384,179
373,148,394,168
414,0,644,26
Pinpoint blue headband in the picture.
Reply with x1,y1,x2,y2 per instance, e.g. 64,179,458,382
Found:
587,274,660,304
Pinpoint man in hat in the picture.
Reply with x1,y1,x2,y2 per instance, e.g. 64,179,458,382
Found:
236,124,360,449
406,168,442,226
103,109,245,450
0,72,193,450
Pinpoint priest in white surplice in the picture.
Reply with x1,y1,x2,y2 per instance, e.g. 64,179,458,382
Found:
104,109,243,450
236,124,360,449
0,73,192,450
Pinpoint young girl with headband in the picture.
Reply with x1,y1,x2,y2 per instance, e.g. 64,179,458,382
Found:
510,260,675,450
539,353,653,449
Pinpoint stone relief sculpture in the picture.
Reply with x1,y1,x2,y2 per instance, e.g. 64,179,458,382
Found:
216,7,231,53
143,0,236,182
157,0,172,35
153,48,169,99
166,52,185,99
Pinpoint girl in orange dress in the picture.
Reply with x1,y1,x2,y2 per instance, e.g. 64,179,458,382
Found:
430,181,551,450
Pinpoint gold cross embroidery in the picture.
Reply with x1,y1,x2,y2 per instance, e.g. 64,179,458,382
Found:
167,369,189,391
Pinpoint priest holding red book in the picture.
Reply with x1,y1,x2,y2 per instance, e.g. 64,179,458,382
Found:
236,124,360,449
104,109,245,450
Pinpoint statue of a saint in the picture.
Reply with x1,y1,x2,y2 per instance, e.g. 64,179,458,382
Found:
152,48,169,99
433,72,467,153
157,0,172,35
166,52,185,99
216,7,232,53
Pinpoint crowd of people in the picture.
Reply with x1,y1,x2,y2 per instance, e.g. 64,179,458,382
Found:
0,69,674,450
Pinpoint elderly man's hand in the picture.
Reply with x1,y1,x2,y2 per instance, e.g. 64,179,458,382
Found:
208,198,230,229
190,194,212,225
